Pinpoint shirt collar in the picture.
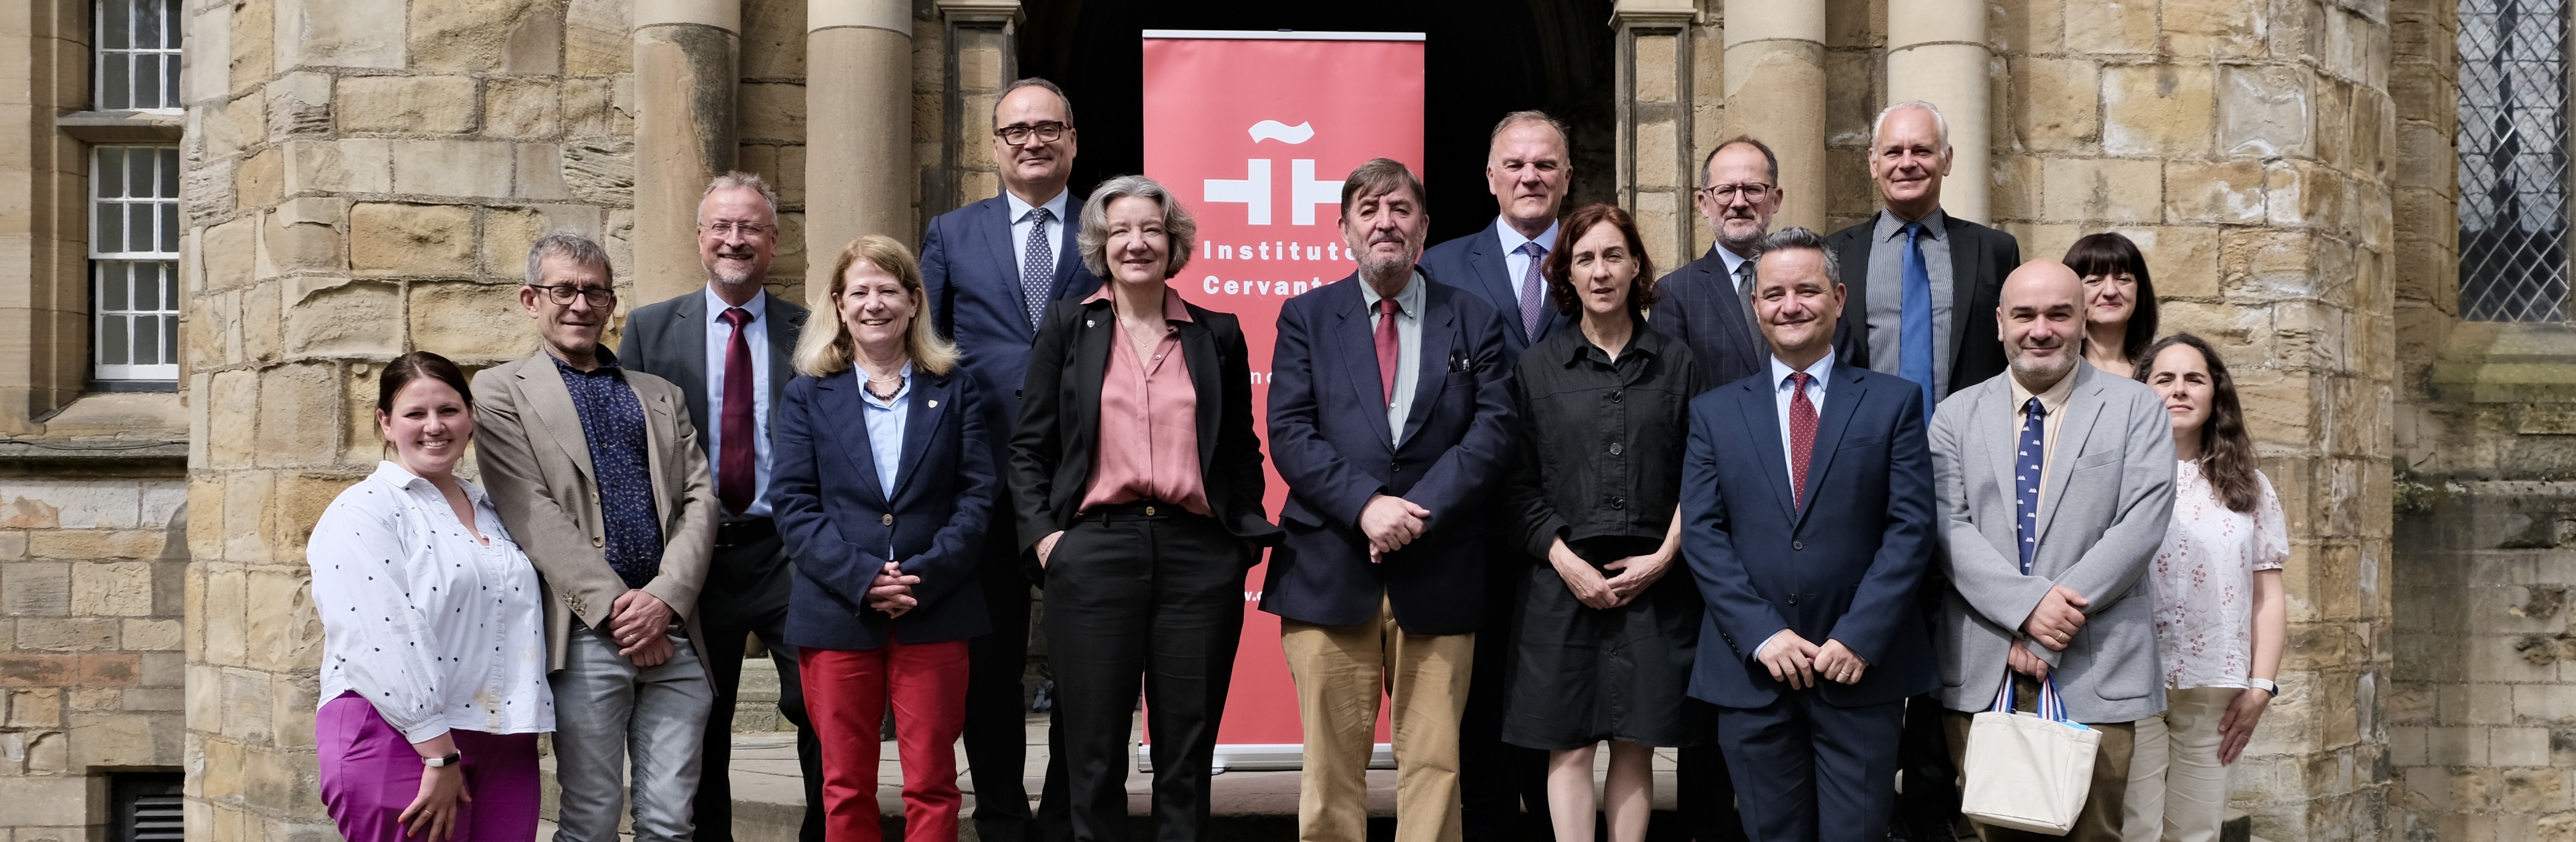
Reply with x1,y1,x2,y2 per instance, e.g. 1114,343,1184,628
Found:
1561,319,1664,367
704,285,766,323
1497,217,1561,256
1080,285,1196,323
1357,270,1426,316
548,345,621,374
2009,362,2080,416
1007,189,1072,225
1770,348,1837,392
1876,207,1950,242
371,460,491,505
1713,243,1755,278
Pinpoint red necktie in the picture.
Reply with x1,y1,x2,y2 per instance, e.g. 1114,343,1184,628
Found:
718,307,756,514
1789,372,1817,509
1375,297,1401,405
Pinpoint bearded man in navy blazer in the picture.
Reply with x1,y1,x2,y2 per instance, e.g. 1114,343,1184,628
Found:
916,76,1101,842
1266,158,1517,842
1416,109,1576,842
1681,227,1939,842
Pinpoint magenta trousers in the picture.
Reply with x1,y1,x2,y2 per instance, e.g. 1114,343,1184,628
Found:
317,692,542,842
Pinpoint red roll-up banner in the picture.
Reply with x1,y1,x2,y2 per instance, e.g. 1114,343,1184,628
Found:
1139,30,1425,770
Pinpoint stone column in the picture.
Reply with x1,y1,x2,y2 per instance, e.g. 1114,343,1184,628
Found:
1719,0,1826,233
633,0,741,304
806,0,915,294
1610,0,1698,275
1885,0,1989,223
936,0,1023,215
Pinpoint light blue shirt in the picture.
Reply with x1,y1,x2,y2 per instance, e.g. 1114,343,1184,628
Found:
1769,348,1836,495
703,286,773,517
1496,217,1561,290
1006,189,1074,280
858,364,914,501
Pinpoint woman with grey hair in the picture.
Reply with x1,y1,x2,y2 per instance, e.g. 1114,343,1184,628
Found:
1006,174,1282,842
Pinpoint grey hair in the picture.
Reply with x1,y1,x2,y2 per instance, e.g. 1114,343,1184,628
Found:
524,229,612,285
699,171,780,221
996,77,1075,128
1488,110,1570,159
1077,175,1196,280
1757,226,1840,286
1701,135,1780,189
1870,100,1951,155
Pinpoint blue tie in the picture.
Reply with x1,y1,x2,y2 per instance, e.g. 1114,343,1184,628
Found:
1900,222,1936,422
2015,397,2047,574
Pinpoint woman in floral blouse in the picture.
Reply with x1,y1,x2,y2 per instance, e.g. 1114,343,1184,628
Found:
2121,334,2288,842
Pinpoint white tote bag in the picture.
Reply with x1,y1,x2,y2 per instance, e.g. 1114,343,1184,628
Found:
1959,672,2101,835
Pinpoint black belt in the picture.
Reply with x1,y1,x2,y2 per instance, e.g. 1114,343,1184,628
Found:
1081,500,1199,522
715,516,776,548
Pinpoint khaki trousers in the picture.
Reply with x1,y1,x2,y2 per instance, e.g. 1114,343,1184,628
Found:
1944,675,2136,842
2122,687,2238,842
1281,594,1476,842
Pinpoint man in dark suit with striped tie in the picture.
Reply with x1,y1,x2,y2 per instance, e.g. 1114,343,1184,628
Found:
917,76,1102,842
1651,135,1790,392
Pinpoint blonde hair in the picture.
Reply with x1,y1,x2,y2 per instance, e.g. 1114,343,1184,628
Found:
792,235,960,378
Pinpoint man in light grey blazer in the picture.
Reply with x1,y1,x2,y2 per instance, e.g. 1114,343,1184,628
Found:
1927,259,2176,842
475,231,721,842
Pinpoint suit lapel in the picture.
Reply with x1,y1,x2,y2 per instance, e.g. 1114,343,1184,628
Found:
1944,216,1980,381
979,197,1034,339
1733,378,1798,524
1792,366,1866,529
1333,286,1396,451
763,292,804,411
1069,303,1112,463
638,385,676,523
515,358,598,482
888,372,947,501
1397,292,1456,449
1981,381,2020,525
1710,257,1767,366
1179,317,1222,475
673,293,711,432
2034,368,2108,548
1051,217,1085,302
815,372,889,508
1466,222,1517,326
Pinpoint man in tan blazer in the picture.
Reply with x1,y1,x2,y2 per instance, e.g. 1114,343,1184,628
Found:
473,231,721,842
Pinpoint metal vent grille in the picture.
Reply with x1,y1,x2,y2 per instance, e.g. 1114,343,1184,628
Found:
2459,0,2572,321
113,773,183,842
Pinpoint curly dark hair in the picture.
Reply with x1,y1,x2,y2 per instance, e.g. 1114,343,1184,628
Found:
1540,203,1660,316
2133,333,2261,514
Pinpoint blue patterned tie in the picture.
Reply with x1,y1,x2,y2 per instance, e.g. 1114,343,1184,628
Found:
1020,207,1055,329
2015,397,2046,574
1517,241,1547,341
1901,222,1936,423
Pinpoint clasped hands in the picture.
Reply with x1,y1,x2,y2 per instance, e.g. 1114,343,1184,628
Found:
2008,584,2092,679
1359,494,1432,563
608,589,675,667
1756,630,1869,689
1546,537,1671,610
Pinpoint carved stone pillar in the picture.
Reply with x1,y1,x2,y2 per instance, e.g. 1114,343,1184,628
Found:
807,0,915,293
1886,0,1989,223
1720,0,1826,233
633,0,740,303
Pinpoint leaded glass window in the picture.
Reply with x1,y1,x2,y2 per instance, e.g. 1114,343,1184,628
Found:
92,146,181,381
96,0,181,111
2460,0,2572,321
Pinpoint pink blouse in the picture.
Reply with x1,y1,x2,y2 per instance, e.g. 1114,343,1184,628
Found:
2148,459,2287,690
1078,287,1211,516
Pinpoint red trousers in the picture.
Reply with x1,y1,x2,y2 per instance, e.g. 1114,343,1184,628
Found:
801,640,972,842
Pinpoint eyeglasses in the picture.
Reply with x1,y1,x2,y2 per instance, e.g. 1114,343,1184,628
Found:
1700,183,1774,202
700,221,773,238
529,284,616,307
994,121,1070,145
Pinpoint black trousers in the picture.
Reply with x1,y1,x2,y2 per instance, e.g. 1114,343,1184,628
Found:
1043,507,1247,842
1460,555,1552,842
693,529,824,842
967,527,1061,842
1716,694,1906,842
1678,712,1751,842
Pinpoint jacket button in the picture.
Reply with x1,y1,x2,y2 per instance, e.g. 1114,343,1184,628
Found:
1015,389,1024,398
591,536,604,548
1392,464,1403,473
881,513,895,526
1610,391,1622,403
1793,541,1804,551
1609,496,1625,510
1608,442,1623,456
1789,594,1799,605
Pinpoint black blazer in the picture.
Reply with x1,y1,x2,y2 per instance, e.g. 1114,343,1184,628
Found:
1647,247,1771,390
769,366,995,651
1260,274,1519,635
1823,211,2020,398
1007,292,1282,571
618,288,811,454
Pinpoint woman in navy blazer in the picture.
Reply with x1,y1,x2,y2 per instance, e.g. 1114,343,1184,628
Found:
769,234,996,842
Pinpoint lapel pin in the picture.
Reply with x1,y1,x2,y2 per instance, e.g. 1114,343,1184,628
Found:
1086,320,1096,327
928,399,939,408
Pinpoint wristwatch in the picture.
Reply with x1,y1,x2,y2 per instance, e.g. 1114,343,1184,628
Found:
423,751,463,768
2249,678,2280,697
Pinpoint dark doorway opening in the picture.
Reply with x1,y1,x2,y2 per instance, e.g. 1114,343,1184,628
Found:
1018,0,1619,246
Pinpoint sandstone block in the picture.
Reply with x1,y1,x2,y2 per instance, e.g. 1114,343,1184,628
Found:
122,687,183,711
2121,226,2223,300
2164,159,2268,224
202,216,256,293
1635,120,1681,190
2014,57,2100,153
188,0,236,103
388,139,518,198
1632,35,1679,103
7,689,62,727
263,71,333,139
743,0,809,79
2498,727,2553,767
0,778,89,826
514,143,573,200
202,565,249,665
206,370,259,469
409,0,547,72
2163,0,2268,58
483,78,562,140
2103,63,2214,157
2041,157,2162,223
563,0,632,76
273,0,407,70
143,483,184,535
70,711,164,767
350,203,476,275
0,494,62,530
2,562,71,616
122,620,182,653
2221,65,2317,159
2064,0,2156,54
70,561,154,617
0,654,74,687
335,76,478,135
0,532,23,560
253,366,343,469
562,77,632,138
203,92,265,162
234,147,282,212
273,474,355,560
243,279,284,362
739,82,808,143
480,208,550,280
16,618,118,651
219,667,274,744
187,155,239,225
282,280,403,358
281,138,394,196
563,139,635,204
258,198,349,279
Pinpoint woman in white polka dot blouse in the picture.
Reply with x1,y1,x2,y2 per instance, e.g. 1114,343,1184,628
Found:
306,352,554,842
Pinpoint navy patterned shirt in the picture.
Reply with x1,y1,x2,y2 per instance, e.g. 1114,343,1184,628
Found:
552,350,664,589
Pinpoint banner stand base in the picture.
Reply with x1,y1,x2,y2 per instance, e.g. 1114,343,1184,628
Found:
1136,743,1396,773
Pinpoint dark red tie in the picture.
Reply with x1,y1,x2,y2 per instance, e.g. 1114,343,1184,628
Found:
718,307,756,514
1789,372,1817,509
1375,297,1401,405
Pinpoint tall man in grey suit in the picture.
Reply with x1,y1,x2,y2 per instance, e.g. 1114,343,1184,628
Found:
475,232,720,842
619,172,821,842
1652,135,1791,390
1929,260,2176,842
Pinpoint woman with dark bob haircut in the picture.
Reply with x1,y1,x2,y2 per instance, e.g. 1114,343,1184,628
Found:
308,351,553,842
2064,231,2161,375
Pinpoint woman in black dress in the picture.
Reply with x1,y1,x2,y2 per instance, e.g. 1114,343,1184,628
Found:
1498,203,1709,842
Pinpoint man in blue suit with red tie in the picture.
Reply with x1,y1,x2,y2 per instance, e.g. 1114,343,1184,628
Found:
1681,227,1939,842
916,76,1101,842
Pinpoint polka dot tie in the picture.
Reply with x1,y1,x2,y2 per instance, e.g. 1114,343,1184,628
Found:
1788,372,1817,510
2016,396,2047,574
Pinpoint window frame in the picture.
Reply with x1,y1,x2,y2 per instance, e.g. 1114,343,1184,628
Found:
93,0,183,114
88,144,183,384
